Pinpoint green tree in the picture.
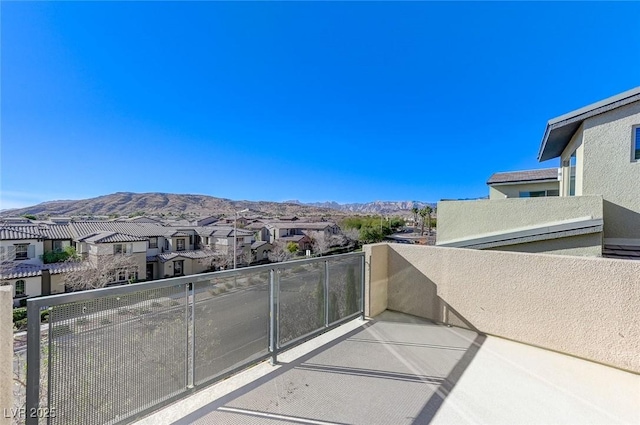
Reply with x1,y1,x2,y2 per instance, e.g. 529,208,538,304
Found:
425,206,433,235
346,266,357,315
22,214,37,220
411,207,419,232
419,207,429,236
360,226,383,243
286,242,298,253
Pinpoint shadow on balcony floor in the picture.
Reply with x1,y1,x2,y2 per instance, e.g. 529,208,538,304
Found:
171,311,483,425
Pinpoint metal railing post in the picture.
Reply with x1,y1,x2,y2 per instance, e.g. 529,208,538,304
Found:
269,269,277,365
324,260,330,327
26,300,41,425
185,283,190,388
189,282,196,388
360,254,366,320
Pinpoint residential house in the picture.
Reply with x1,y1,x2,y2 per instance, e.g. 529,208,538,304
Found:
437,87,640,259
488,168,560,199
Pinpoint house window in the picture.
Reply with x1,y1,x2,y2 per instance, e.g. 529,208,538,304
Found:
174,260,184,276
113,244,128,254
189,235,193,245
53,240,64,251
15,244,28,260
117,269,127,282
634,126,640,161
165,239,169,250
15,280,25,297
176,239,185,251
149,237,158,249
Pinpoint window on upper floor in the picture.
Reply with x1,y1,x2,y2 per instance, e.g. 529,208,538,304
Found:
15,244,28,260
15,280,25,297
149,237,158,249
634,126,640,161
519,190,559,198
176,239,186,251
113,244,131,255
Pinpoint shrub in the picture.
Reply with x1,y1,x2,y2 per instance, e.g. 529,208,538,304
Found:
13,307,27,322
170,300,180,306
40,310,50,323
100,318,112,325
14,318,28,331
224,283,233,290
151,301,162,308
218,287,227,294
52,324,72,337
117,308,129,315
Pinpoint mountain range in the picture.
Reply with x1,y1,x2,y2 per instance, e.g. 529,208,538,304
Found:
0,192,436,219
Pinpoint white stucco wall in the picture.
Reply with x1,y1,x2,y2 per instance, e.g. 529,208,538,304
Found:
366,243,640,373
0,239,43,265
437,195,603,244
580,101,640,243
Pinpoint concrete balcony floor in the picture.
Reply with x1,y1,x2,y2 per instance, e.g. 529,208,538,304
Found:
135,311,640,425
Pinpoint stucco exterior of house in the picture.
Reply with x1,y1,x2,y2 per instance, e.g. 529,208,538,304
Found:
438,87,640,259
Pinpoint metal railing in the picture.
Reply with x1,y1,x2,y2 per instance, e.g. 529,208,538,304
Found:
25,252,365,425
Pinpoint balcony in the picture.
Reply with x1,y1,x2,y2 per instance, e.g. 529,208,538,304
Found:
4,245,639,425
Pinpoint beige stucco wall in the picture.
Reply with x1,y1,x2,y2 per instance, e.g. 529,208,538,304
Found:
50,273,66,294
580,101,640,243
489,181,559,199
370,243,640,373
0,287,12,425
437,195,603,244
363,244,388,317
487,232,602,257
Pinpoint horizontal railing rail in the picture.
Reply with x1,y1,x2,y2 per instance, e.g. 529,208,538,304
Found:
25,252,365,425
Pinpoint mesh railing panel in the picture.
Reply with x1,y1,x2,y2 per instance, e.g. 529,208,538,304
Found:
47,284,188,425
278,262,326,346
328,256,363,324
193,271,270,385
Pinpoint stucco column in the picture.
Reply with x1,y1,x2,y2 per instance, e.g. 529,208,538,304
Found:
363,243,389,317
0,287,13,425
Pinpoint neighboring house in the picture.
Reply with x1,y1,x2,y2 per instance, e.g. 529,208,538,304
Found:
488,168,560,199
279,235,312,252
265,222,340,243
437,87,640,259
251,241,273,263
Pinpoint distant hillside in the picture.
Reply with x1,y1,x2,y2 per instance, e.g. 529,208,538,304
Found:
287,200,437,215
0,192,344,219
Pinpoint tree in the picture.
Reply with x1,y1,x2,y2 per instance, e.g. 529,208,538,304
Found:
419,207,429,236
425,206,433,235
305,231,331,255
411,206,419,232
360,226,383,244
268,240,294,263
62,254,140,291
22,214,37,220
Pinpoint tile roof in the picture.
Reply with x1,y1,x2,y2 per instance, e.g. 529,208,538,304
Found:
0,226,43,240
156,249,217,263
0,260,90,279
486,168,558,185
170,231,192,237
39,224,73,240
251,241,271,249
79,231,148,243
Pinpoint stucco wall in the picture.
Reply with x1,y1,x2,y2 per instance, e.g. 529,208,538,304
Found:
487,232,602,257
372,243,640,373
50,273,66,294
0,287,12,425
437,195,603,244
363,244,388,317
581,101,640,243
489,181,559,199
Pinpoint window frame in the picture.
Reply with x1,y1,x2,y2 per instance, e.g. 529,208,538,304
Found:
633,125,640,162
173,260,184,276
14,244,28,260
176,238,186,251
149,237,158,249
15,280,26,297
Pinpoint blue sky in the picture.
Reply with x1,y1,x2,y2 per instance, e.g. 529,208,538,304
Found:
1,2,639,209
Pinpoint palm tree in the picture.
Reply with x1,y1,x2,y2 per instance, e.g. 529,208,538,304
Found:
411,206,419,232
425,206,433,235
419,207,429,236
